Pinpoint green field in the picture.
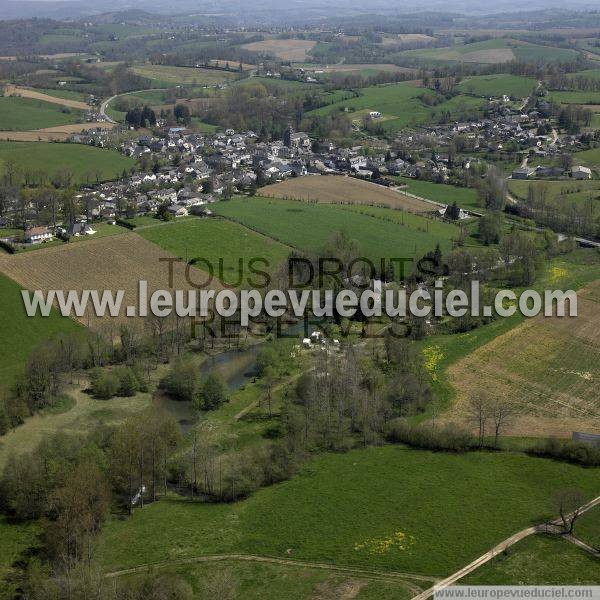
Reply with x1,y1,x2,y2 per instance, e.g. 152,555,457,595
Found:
35,88,88,102
211,196,458,264
308,82,485,130
0,142,135,183
137,217,292,286
97,446,600,576
401,38,578,65
457,74,538,98
118,559,415,599
462,535,600,585
395,177,481,211
0,97,84,131
0,273,81,390
508,178,600,208
570,147,600,169
548,90,600,105
130,64,239,88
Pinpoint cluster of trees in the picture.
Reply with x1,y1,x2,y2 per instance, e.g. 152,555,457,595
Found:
0,406,184,595
518,181,600,239
288,333,434,451
556,104,593,134
160,357,229,411
1,314,193,437
125,105,157,129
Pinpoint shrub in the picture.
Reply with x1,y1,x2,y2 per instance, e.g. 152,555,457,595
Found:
526,438,600,467
386,419,476,452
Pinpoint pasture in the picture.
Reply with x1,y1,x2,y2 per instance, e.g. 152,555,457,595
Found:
130,65,239,88
98,446,600,576
394,176,481,211
138,217,292,287
262,175,436,213
114,559,416,600
0,233,222,329
457,74,538,98
0,142,134,183
241,38,317,61
308,82,485,130
0,97,84,131
447,279,600,437
508,179,600,208
402,38,578,65
211,195,458,264
548,90,600,105
462,535,600,585
0,273,81,391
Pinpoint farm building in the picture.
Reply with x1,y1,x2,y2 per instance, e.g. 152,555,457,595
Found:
572,165,592,180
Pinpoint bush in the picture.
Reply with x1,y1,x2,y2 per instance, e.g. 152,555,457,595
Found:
386,419,476,452
526,438,600,467
116,219,136,230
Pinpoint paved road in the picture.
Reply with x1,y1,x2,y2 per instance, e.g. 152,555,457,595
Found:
99,88,171,124
411,495,600,600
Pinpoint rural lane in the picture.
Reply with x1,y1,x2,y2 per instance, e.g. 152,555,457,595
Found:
410,494,600,600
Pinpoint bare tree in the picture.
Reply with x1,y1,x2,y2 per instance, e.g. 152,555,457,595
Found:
467,393,490,447
490,399,514,447
553,488,586,534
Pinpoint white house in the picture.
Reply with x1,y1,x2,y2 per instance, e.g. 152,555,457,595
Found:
25,226,53,244
167,205,188,217
572,165,592,180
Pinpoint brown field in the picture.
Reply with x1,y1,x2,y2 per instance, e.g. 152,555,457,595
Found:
0,233,222,330
380,34,436,45
262,175,435,214
4,85,89,110
461,48,516,63
0,122,116,142
241,38,317,61
446,281,600,437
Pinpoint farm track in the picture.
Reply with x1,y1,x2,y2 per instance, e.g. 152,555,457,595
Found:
104,553,438,590
412,495,600,600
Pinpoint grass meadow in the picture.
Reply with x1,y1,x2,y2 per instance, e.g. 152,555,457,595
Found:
456,74,538,98
307,82,485,131
211,196,458,264
0,142,135,183
97,446,600,576
0,97,84,131
130,65,239,88
138,217,292,286
461,535,600,585
0,273,81,391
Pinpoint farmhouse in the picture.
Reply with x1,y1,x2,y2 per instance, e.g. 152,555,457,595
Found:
24,226,52,244
167,205,189,217
512,166,535,180
572,165,592,180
